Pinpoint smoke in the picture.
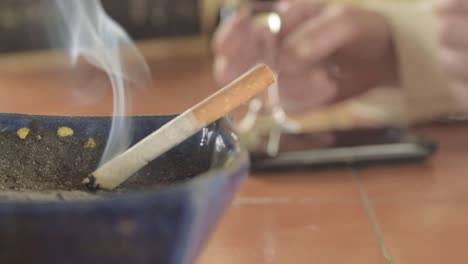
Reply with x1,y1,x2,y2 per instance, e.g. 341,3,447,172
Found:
51,0,151,164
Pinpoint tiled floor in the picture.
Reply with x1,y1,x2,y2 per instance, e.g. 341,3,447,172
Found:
238,170,360,202
199,125,468,264
2,56,468,263
199,204,386,264
360,126,468,203
373,203,468,264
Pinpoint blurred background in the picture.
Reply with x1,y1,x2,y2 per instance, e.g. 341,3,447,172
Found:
0,0,218,64
0,0,464,162
0,0,201,52
0,0,226,117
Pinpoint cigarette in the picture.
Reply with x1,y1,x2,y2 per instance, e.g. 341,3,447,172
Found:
84,64,275,190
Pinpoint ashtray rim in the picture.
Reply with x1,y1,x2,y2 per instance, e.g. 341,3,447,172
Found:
0,113,250,206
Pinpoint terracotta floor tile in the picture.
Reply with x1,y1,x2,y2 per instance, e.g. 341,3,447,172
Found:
198,203,386,264
0,58,216,116
237,170,360,203
359,125,468,202
373,202,468,264
358,163,468,202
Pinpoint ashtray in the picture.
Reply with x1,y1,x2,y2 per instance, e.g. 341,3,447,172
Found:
0,113,248,263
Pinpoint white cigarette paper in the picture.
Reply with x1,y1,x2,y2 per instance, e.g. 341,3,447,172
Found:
85,64,275,190
86,112,199,190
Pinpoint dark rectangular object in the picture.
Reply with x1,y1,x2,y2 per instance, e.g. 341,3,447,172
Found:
250,128,437,172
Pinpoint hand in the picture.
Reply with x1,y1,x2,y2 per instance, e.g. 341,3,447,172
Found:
435,0,468,108
212,0,397,113
278,0,397,109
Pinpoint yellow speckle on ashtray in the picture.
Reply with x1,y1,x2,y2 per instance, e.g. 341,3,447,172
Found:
17,128,30,140
84,138,96,149
57,127,74,137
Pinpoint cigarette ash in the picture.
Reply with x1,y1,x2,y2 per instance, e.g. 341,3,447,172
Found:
0,122,211,201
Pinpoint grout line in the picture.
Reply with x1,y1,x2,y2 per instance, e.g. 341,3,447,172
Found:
353,197,468,205
233,197,361,206
353,172,394,264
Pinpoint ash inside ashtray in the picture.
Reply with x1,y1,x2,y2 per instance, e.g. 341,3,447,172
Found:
0,121,211,201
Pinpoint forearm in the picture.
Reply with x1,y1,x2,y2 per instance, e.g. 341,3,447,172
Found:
359,0,461,123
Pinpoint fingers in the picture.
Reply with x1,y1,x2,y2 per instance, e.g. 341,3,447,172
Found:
280,5,360,74
436,0,468,86
439,49,468,83
212,10,255,56
437,15,468,49
278,68,337,113
212,10,261,85
448,81,468,111
435,0,468,15
277,0,324,39
213,52,258,85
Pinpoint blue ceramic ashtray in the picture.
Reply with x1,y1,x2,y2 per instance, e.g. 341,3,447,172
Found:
0,113,248,264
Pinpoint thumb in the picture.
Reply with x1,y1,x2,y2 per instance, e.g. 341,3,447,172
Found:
212,10,255,56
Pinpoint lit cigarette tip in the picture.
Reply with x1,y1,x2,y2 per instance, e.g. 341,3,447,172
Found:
82,175,98,190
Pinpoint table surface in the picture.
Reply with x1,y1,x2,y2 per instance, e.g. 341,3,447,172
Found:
1,56,467,264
